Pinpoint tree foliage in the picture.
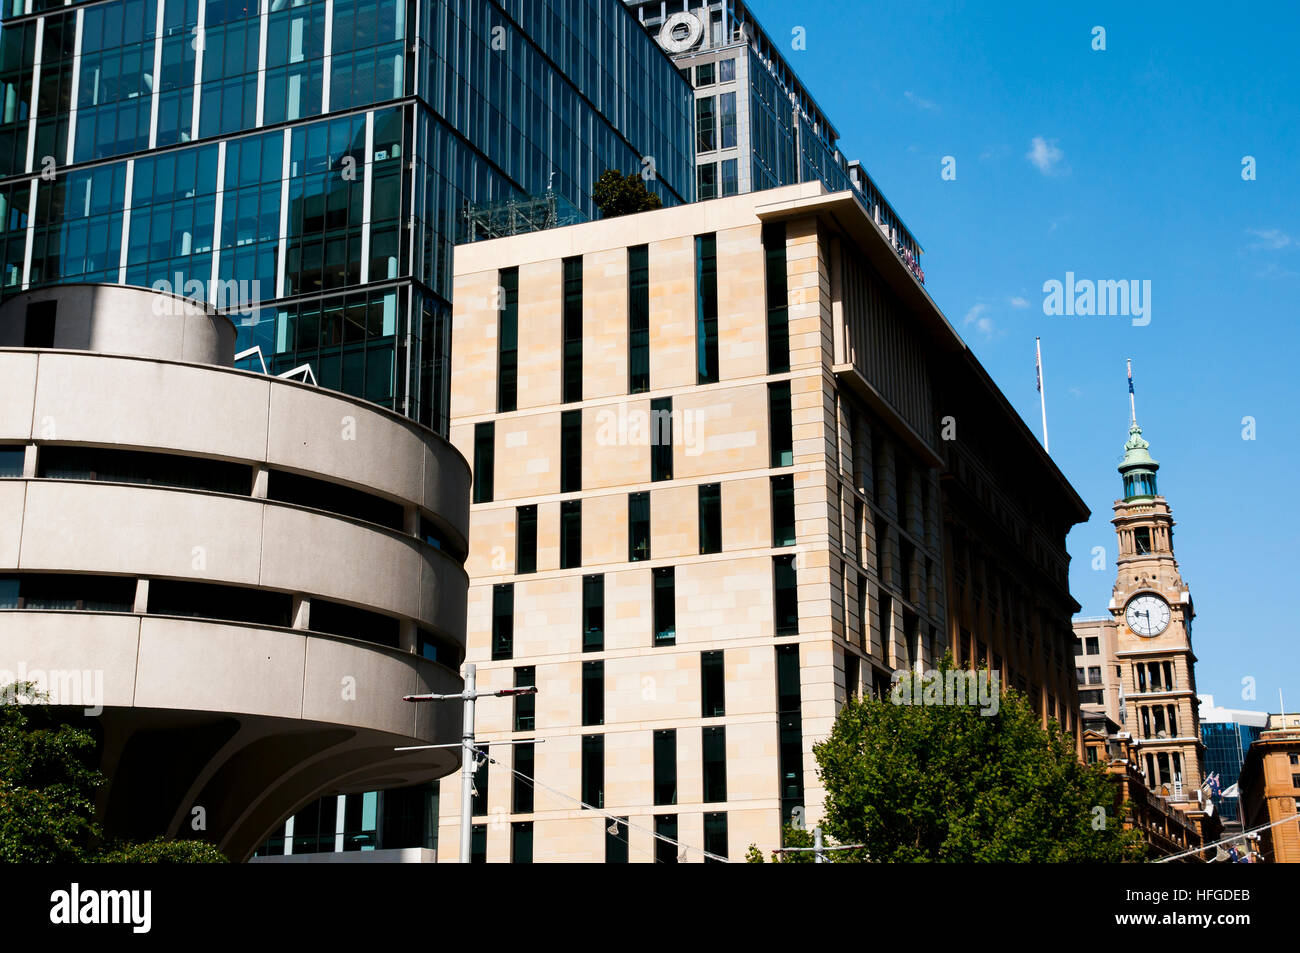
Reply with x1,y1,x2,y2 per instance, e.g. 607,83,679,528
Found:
812,668,1145,862
746,824,816,863
1,683,226,863
96,837,228,864
591,168,663,218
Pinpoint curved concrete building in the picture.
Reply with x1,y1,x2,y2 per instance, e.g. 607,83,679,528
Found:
0,285,471,861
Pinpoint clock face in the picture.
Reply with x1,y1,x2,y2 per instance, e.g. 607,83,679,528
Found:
1126,594,1171,637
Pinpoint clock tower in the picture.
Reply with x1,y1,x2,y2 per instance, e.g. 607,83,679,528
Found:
1106,370,1207,806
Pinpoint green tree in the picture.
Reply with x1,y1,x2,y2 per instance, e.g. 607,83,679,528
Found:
96,837,228,864
0,683,103,862
1,684,226,863
591,168,663,218
746,824,818,863
813,667,1146,862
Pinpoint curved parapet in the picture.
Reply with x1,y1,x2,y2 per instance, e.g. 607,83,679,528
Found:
0,284,237,366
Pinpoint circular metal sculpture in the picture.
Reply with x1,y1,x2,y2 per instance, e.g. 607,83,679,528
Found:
660,11,703,53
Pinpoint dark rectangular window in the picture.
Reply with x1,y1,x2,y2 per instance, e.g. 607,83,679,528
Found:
768,381,793,467
653,567,676,646
702,726,727,802
628,491,650,561
515,505,537,574
0,446,23,477
513,666,535,731
698,482,722,554
654,729,677,806
148,579,290,627
776,644,804,826
763,223,790,374
561,409,582,493
562,256,583,403
473,422,495,504
560,499,582,569
771,474,795,547
696,62,714,86
695,96,715,152
651,397,673,481
40,446,254,498
774,554,798,635
497,267,518,413
512,742,534,814
701,650,725,718
416,629,462,665
309,599,399,648
719,58,736,82
720,91,737,149
695,234,718,384
419,516,468,565
655,815,678,864
471,758,489,816
582,660,604,727
24,300,56,348
6,573,135,613
581,734,604,809
697,162,716,200
470,824,486,863
510,822,532,863
628,245,650,393
721,157,738,196
704,812,728,863
492,584,514,660
583,574,604,651
605,817,629,863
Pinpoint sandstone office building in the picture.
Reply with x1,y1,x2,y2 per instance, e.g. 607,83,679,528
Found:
440,182,1088,862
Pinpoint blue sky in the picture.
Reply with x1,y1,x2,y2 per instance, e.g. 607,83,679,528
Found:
746,0,1300,710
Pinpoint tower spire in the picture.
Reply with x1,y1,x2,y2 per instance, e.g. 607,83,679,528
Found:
1119,360,1159,500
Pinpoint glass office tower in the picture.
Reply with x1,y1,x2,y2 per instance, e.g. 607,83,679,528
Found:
0,0,694,435
0,0,693,860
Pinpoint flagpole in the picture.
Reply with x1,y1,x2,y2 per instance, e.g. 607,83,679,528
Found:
1035,337,1049,453
1127,358,1137,425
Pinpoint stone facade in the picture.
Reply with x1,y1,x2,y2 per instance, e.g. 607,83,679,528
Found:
439,184,1089,862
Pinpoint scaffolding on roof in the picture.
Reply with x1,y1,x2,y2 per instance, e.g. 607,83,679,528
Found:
461,189,585,243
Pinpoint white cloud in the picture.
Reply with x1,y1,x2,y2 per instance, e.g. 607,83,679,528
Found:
1246,227,1292,252
1009,296,1029,309
1255,261,1298,279
904,90,939,112
963,303,994,338
1026,136,1065,175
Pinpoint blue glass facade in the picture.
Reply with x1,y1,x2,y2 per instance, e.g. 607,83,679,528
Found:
0,0,694,434
1202,720,1263,821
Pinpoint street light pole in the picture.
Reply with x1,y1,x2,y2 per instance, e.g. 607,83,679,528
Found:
402,666,537,863
459,663,476,864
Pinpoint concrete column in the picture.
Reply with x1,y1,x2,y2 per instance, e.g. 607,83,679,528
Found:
251,464,269,499
22,443,37,478
292,595,311,629
400,620,418,654
133,579,149,614
404,503,420,536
